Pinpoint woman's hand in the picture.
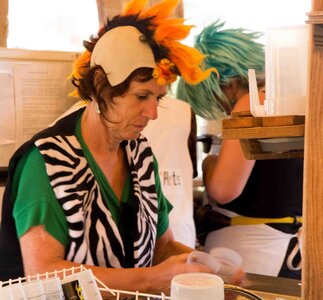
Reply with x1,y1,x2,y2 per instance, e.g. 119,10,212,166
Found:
151,253,246,295
229,267,246,286
151,253,214,295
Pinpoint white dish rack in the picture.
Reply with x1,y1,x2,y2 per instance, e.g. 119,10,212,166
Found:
0,266,170,299
0,266,266,299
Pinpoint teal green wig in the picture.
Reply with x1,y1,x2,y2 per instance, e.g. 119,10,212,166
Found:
176,20,265,120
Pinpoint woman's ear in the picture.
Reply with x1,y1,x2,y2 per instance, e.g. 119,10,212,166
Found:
93,69,107,92
222,79,239,101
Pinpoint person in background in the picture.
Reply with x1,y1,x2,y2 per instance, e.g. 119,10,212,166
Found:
0,0,220,294
177,20,303,280
143,96,197,248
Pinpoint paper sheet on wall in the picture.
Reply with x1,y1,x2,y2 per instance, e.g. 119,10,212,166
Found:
0,59,77,167
0,72,16,166
13,62,75,147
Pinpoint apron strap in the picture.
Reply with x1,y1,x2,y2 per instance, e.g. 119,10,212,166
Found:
231,215,302,225
286,227,302,271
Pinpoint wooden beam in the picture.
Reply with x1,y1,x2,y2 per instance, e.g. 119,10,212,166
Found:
302,0,323,298
96,0,183,25
0,0,8,47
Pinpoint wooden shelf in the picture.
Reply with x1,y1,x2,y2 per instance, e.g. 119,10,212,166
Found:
307,10,323,24
306,11,323,47
222,111,305,160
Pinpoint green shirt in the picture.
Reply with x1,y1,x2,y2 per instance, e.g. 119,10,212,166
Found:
12,113,172,247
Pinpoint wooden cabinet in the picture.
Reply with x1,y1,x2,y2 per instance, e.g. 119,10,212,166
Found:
302,2,323,299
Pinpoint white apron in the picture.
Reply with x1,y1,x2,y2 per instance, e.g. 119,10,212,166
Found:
204,206,302,276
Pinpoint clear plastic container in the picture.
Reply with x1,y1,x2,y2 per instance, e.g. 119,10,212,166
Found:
265,25,309,116
209,247,243,284
249,25,309,117
187,249,243,284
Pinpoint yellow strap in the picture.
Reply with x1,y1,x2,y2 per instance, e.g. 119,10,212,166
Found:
231,216,303,226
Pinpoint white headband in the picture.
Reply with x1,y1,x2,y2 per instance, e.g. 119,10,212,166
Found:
90,26,156,86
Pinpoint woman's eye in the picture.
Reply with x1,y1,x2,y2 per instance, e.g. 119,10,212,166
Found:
136,94,149,101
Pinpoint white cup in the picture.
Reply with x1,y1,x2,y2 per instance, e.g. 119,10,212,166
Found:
171,272,224,300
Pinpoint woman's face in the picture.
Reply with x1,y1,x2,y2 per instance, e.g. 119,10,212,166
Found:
103,78,167,141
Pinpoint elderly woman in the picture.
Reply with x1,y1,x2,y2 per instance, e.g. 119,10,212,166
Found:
177,21,303,280
0,0,219,294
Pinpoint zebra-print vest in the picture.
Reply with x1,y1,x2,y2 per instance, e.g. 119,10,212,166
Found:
0,108,158,280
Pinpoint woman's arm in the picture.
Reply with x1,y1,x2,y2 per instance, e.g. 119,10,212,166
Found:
153,228,194,264
203,138,255,204
203,93,256,204
20,225,212,295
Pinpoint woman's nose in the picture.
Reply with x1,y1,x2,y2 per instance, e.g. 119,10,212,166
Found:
142,98,158,120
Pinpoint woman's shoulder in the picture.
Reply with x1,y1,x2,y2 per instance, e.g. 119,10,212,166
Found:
13,145,46,186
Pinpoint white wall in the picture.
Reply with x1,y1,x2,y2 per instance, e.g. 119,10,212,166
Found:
183,0,311,45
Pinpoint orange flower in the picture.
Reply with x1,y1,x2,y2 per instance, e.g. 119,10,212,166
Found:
152,58,178,85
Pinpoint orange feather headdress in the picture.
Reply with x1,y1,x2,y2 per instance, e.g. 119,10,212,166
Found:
122,0,218,85
70,0,218,92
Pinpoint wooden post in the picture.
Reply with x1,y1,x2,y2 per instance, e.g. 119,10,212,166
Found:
302,0,323,298
96,0,183,26
0,0,8,47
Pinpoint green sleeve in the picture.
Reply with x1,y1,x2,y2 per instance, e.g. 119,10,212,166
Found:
12,146,69,246
154,157,173,238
